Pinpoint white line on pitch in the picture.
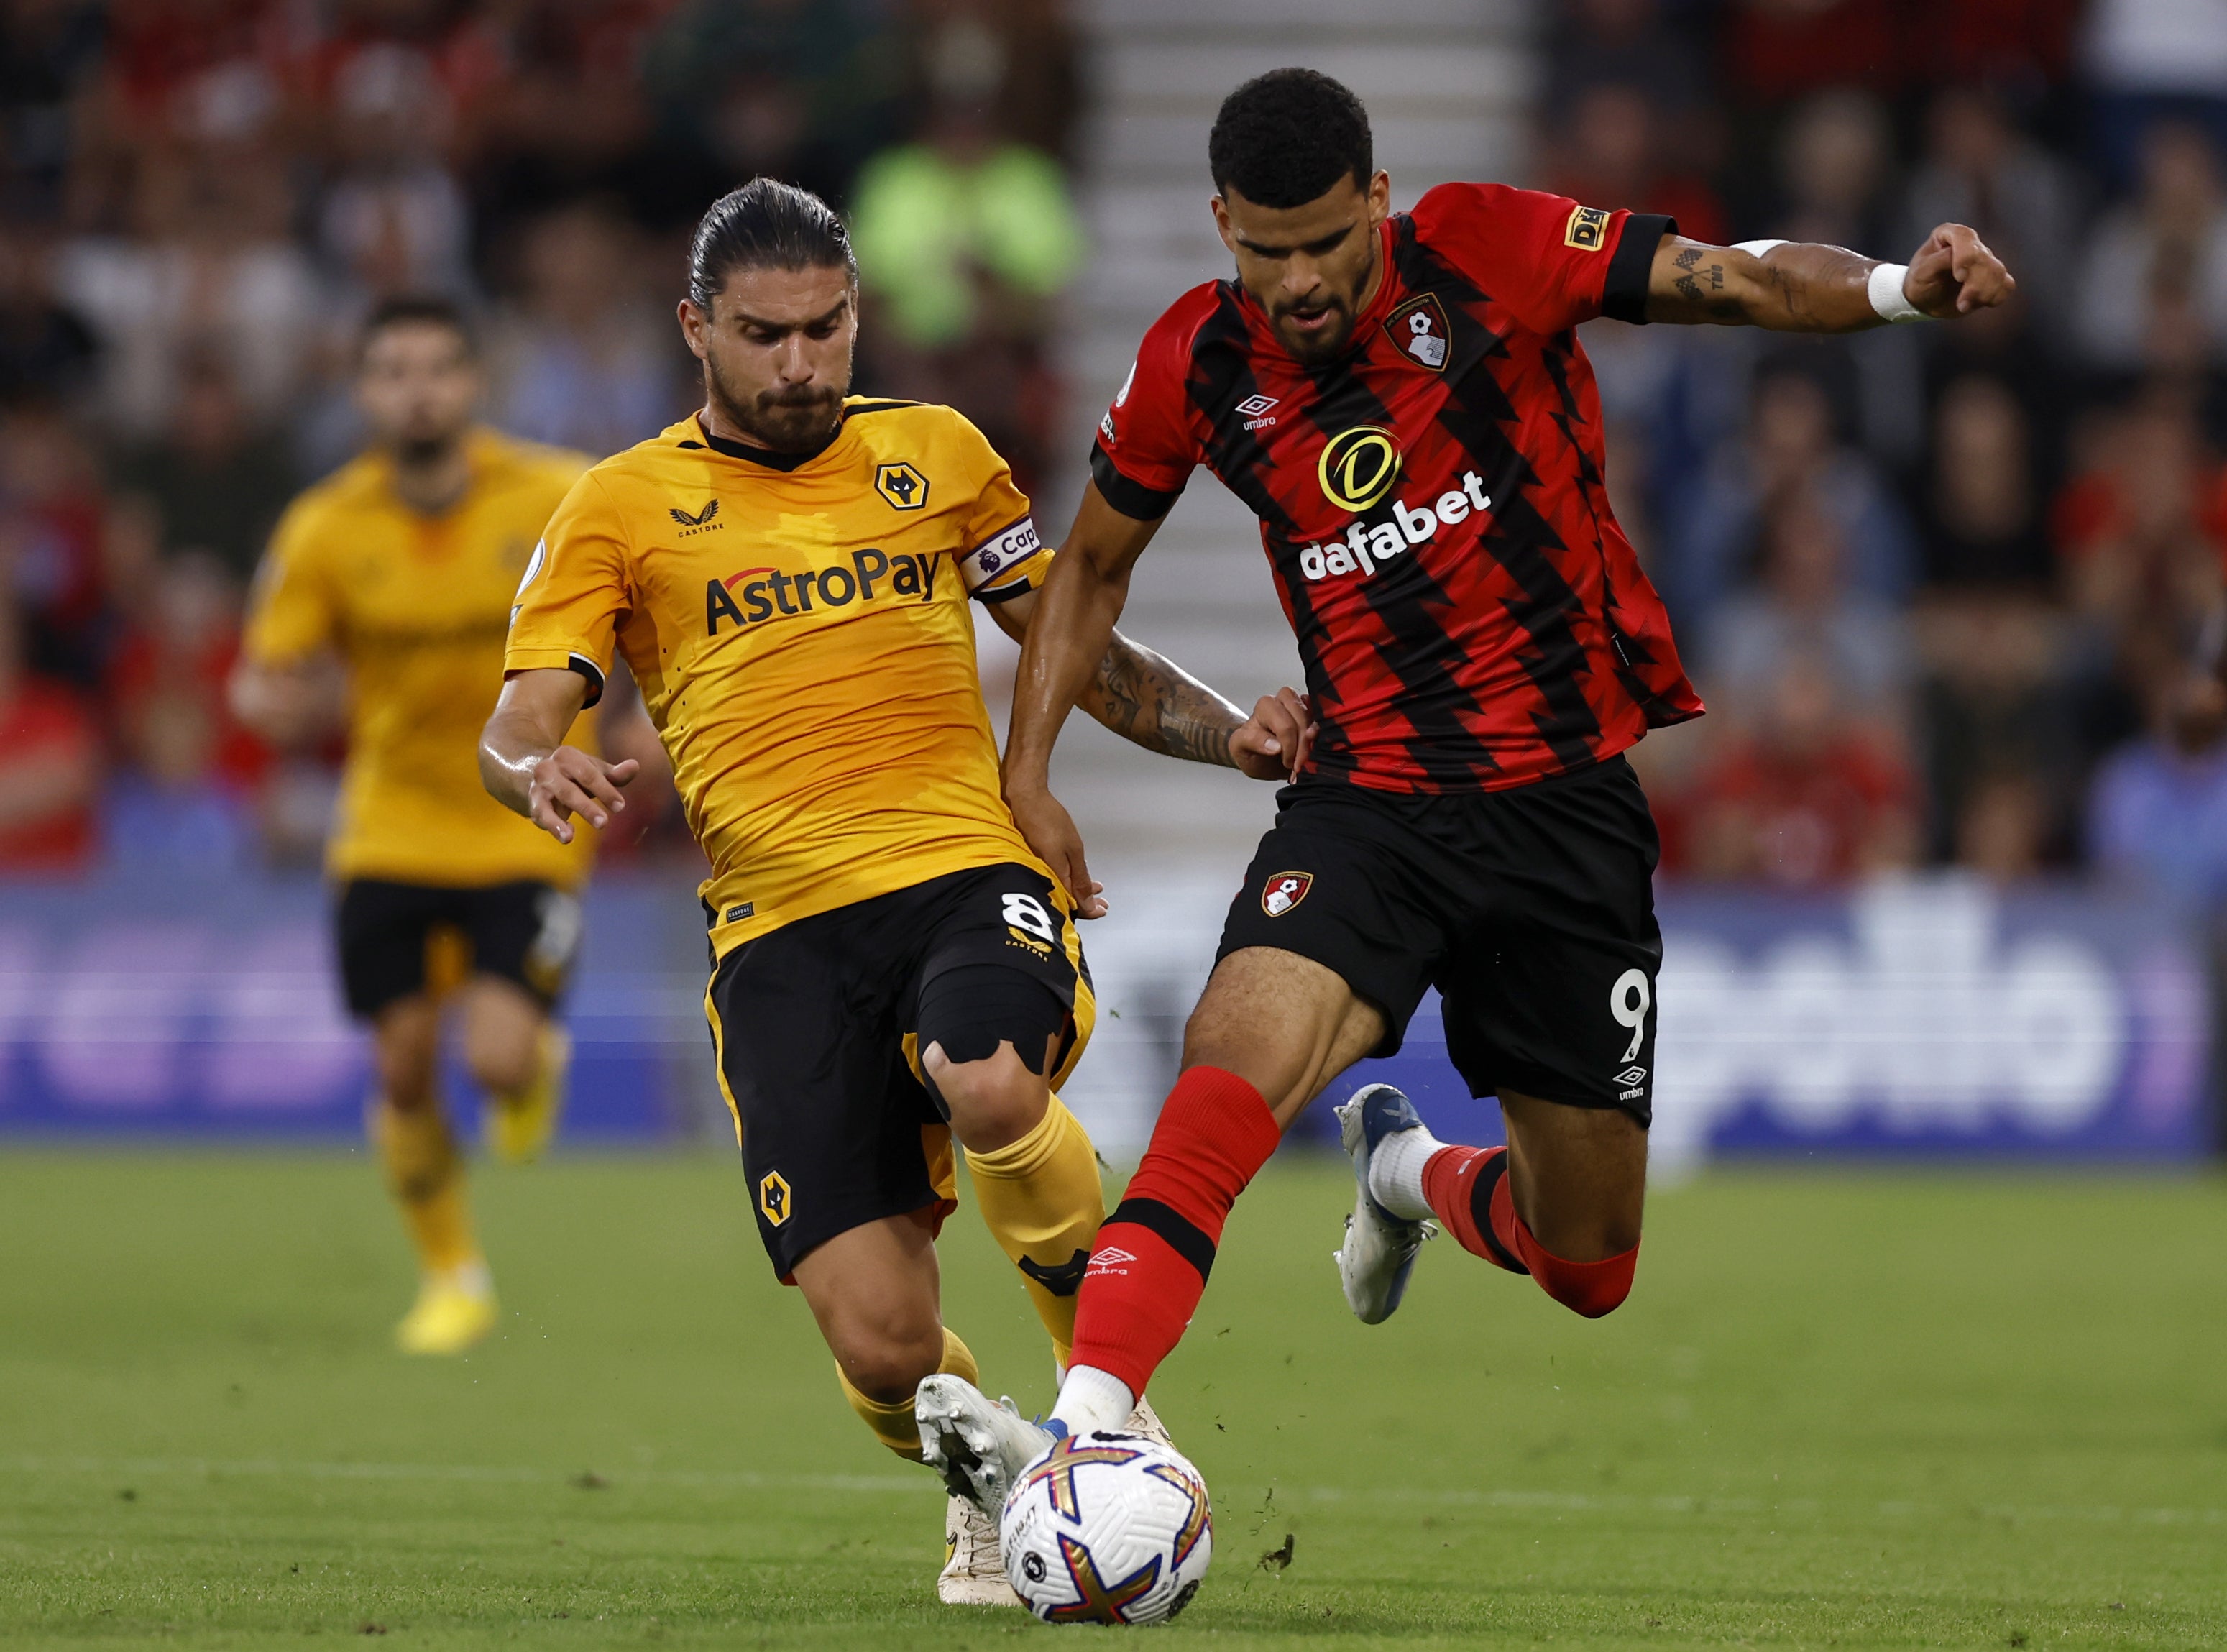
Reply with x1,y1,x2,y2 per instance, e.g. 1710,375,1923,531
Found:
8,1456,2221,1527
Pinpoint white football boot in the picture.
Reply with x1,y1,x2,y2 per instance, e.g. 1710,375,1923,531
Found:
1333,1083,1435,1324
917,1375,1054,1519
937,1492,1023,1606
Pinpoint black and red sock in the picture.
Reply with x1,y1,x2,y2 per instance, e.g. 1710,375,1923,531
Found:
1421,1144,1638,1318
1066,1065,1282,1396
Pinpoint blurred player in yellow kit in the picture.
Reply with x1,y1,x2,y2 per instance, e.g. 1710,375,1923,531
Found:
479,180,1295,1602
233,297,611,1356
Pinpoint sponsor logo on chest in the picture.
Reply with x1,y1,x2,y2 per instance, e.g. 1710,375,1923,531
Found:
703,547,942,636
1300,443,1495,587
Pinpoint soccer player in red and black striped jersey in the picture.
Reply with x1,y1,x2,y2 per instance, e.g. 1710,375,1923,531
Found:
919,68,2013,1497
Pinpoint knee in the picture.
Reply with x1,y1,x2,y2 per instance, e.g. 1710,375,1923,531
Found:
832,1321,945,1405
464,1020,539,1096
923,1044,1044,1154
1530,1241,1639,1320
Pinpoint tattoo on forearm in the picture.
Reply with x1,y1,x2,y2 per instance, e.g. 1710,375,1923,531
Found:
1666,245,1745,320
1086,640,1241,767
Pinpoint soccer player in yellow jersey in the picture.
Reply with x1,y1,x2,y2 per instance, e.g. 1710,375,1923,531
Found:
481,180,1300,1604
233,297,605,1357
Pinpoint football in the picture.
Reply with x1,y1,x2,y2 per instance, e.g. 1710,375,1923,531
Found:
998,1429,1213,1625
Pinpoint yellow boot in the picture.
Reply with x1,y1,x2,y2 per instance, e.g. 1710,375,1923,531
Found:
395,1264,499,1355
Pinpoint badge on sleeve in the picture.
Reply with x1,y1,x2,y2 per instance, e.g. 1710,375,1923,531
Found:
1564,206,1610,250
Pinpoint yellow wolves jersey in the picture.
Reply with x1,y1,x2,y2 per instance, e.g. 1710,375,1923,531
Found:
246,428,597,889
504,400,1057,955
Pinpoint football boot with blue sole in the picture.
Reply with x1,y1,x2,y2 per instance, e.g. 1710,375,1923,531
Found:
1332,1083,1435,1324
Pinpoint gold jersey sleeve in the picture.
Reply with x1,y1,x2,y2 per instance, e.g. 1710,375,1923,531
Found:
244,430,599,889
506,399,1057,953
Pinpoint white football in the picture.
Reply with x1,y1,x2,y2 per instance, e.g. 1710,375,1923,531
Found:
998,1428,1213,1625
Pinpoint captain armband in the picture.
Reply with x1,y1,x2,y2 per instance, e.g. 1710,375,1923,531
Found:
962,516,1044,602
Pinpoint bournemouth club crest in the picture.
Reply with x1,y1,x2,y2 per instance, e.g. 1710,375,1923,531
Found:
1385,293,1451,371
1262,871,1313,917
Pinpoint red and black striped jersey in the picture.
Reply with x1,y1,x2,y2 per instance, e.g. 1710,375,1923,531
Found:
1093,182,1704,794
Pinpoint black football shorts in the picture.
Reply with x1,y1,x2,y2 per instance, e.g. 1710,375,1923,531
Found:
1215,756,1663,1126
704,861,1094,1280
336,878,583,1019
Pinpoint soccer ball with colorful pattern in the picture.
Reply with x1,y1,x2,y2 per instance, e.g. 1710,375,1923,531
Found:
998,1428,1213,1625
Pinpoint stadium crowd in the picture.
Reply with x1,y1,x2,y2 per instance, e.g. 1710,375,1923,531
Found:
0,0,2223,908
0,0,1080,874
1567,0,2227,907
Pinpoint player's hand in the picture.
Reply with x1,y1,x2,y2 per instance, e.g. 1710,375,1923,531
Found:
1006,783,1108,919
1228,687,1317,781
1903,224,2014,318
527,745,640,844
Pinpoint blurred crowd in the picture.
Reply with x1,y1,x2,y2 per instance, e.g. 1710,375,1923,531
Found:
6,0,2227,912
1572,0,2227,908
0,0,1080,874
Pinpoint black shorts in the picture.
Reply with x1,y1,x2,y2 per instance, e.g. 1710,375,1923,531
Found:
1216,757,1662,1126
335,878,583,1019
705,861,1095,1280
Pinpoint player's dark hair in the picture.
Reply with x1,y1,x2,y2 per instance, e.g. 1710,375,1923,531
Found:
1208,68,1374,208
359,293,477,358
688,178,858,310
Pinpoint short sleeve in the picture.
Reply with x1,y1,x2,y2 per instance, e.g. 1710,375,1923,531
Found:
1088,298,1205,520
1410,183,1674,334
504,469,631,708
241,500,337,665
947,414,1050,603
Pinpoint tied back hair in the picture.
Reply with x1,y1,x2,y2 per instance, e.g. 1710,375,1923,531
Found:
687,179,858,309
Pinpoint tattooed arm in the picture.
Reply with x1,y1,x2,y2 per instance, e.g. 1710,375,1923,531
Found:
985,584,1304,772
988,482,1315,917
1643,222,2014,331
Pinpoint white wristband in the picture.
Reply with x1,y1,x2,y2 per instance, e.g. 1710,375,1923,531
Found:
1868,261,1923,323
1732,239,1788,257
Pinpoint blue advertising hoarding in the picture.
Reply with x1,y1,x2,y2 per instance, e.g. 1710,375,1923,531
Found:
1318,877,2212,1165
0,871,710,1142
0,869,2210,1163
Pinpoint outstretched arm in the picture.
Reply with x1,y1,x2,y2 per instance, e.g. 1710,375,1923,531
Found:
480,667,640,845
1643,221,2014,331
997,483,1315,917
988,590,1309,776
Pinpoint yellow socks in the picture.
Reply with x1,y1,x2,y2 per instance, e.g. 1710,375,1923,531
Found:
370,1100,481,1278
964,1094,1104,1369
838,1327,979,1460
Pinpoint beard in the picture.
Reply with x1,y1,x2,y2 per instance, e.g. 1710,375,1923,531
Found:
1269,295,1357,362
707,354,848,454
1262,234,1376,362
394,431,459,467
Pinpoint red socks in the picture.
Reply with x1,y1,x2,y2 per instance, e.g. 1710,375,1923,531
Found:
1067,1065,1282,1395
1421,1144,1638,1319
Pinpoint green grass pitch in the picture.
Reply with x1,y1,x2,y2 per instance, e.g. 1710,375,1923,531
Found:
2,1150,2223,1649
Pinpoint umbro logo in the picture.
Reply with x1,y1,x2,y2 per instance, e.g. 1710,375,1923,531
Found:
1236,393,1277,431
1088,1246,1137,1267
1613,1065,1647,1088
669,500,723,536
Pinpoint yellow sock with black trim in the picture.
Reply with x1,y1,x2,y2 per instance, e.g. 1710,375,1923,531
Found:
369,1101,480,1277
964,1094,1104,1369
837,1327,979,1460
